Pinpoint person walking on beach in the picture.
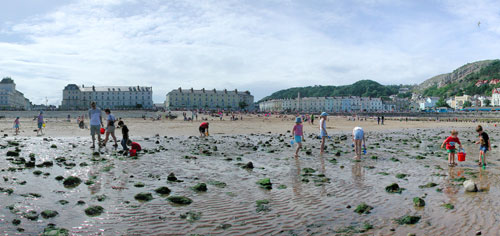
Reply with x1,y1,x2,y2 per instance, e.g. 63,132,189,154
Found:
319,112,328,154
89,102,103,149
377,116,380,125
292,117,304,157
36,111,44,136
441,129,462,167
199,122,209,137
352,126,366,159
102,109,118,148
311,114,315,125
14,117,20,135
117,120,129,152
381,116,385,125
476,125,491,167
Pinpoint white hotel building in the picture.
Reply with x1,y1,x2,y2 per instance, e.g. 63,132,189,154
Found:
165,88,254,110
259,96,384,113
0,78,31,110
61,84,153,110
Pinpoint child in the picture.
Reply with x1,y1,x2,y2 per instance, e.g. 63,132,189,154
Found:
102,109,118,147
36,111,44,136
127,139,142,151
476,125,491,166
319,112,328,154
14,117,20,135
199,122,209,137
117,120,129,151
441,129,462,167
292,117,304,157
352,126,366,159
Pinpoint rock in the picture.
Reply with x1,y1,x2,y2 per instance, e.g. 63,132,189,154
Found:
41,210,59,219
33,170,43,176
23,211,39,221
55,176,64,181
12,219,21,225
167,173,177,181
168,196,193,205
476,231,482,235
413,197,425,207
385,183,403,194
76,200,86,205
354,203,373,214
154,186,171,195
242,162,254,169
257,178,272,190
6,151,19,157
63,176,81,188
50,144,57,148
464,180,478,192
134,192,153,202
42,224,69,236
394,215,421,225
192,183,207,192
134,182,145,188
84,205,104,216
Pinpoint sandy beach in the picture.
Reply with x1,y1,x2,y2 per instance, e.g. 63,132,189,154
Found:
1,113,499,235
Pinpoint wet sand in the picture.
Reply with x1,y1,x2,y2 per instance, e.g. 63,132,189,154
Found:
1,115,499,235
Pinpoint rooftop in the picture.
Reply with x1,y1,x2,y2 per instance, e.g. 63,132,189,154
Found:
64,84,152,92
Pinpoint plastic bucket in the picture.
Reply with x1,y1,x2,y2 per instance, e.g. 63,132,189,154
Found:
458,151,466,162
100,128,105,134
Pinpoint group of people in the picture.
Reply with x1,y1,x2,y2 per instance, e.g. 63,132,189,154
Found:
292,112,366,159
88,101,141,154
441,125,491,167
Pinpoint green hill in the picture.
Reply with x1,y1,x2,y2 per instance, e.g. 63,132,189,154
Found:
260,80,410,102
422,60,500,98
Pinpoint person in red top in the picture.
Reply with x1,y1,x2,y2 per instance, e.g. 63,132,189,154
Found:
127,140,142,151
199,122,209,137
441,129,462,167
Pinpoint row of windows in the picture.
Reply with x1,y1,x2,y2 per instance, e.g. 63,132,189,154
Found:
67,96,151,100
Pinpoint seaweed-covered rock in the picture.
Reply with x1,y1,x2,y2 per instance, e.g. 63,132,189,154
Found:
50,144,57,148
23,211,39,221
134,192,153,202
6,151,19,157
134,182,145,188
442,203,454,210
33,170,43,176
242,162,254,169
418,182,437,188
41,210,59,219
413,197,425,207
354,203,373,214
256,199,271,212
180,211,202,222
257,178,272,190
192,183,207,192
55,176,64,181
63,176,81,188
395,215,421,225
42,224,69,236
12,219,21,225
155,186,171,195
84,205,104,217
167,173,177,181
168,196,193,205
385,183,403,194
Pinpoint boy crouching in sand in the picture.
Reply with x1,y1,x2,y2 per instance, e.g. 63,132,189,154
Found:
441,129,462,167
292,117,304,157
476,125,491,167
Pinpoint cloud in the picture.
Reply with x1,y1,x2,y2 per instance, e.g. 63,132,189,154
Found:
0,0,499,105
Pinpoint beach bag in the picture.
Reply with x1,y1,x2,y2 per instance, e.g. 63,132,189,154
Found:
458,149,466,162
100,128,105,134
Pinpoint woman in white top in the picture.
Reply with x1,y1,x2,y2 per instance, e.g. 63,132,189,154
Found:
319,112,328,154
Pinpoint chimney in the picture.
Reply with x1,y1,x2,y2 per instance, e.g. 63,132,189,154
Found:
191,88,194,93
202,88,205,93
235,89,238,94
92,86,95,91
178,87,182,93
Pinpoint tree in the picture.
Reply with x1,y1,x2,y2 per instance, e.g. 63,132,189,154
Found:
435,97,450,108
238,101,248,110
484,99,491,107
463,101,472,107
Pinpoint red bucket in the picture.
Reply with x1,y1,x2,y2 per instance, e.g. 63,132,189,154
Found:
458,151,466,162
129,149,137,157
100,128,105,134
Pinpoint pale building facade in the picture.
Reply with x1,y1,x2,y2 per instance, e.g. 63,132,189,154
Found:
0,78,31,110
165,88,254,111
61,84,153,110
259,96,386,113
492,88,500,106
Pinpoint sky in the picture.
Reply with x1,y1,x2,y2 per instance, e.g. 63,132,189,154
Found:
1,0,500,105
